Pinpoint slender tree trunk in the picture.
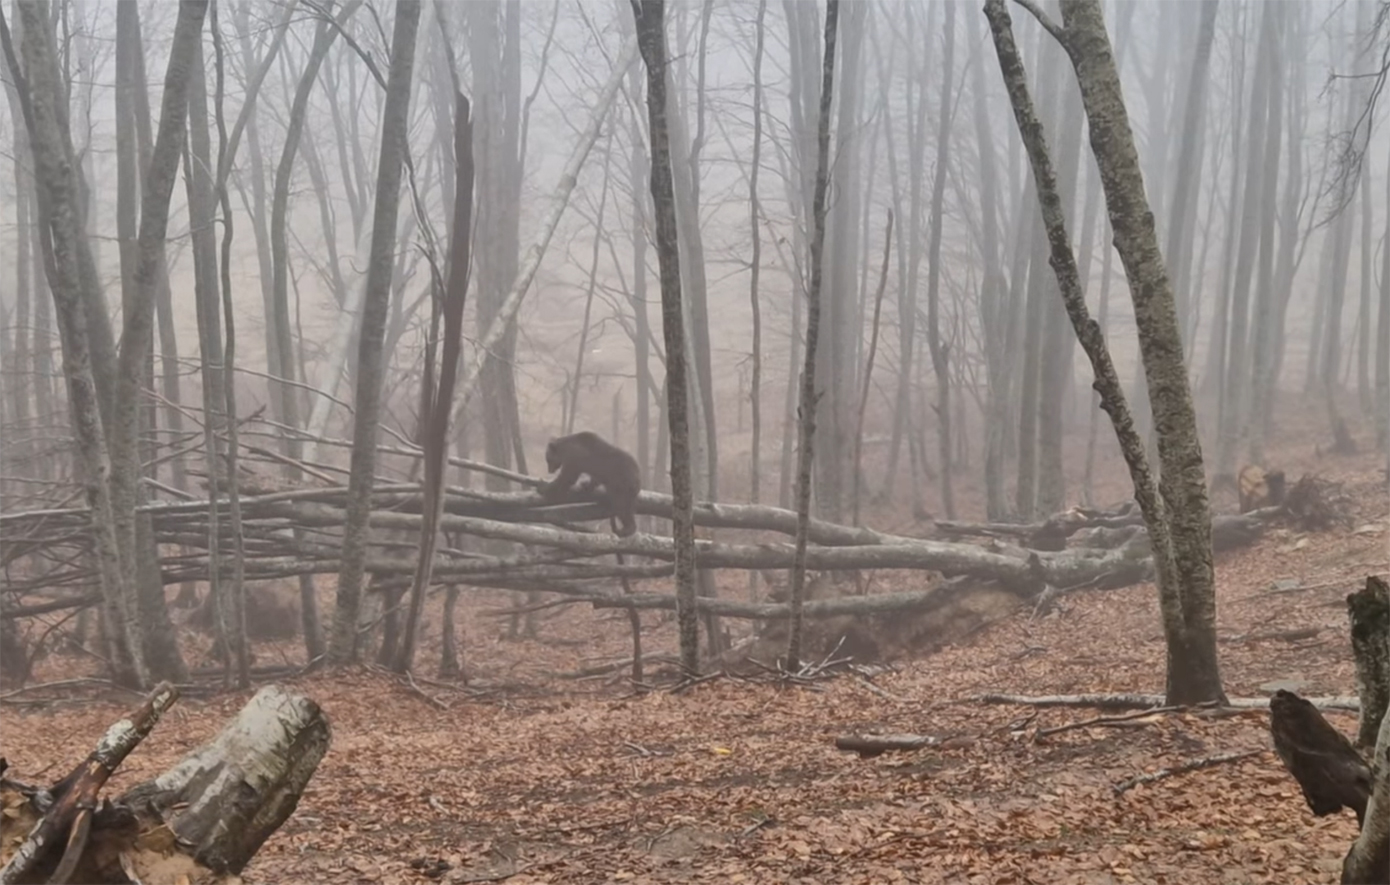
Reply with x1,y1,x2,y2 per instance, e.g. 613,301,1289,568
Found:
7,1,145,686
470,0,527,490
268,1,358,663
393,92,473,676
111,0,210,686
786,0,838,672
876,1,930,512
923,0,956,519
632,0,699,675
1083,216,1115,502
114,0,193,683
207,3,252,687
812,0,861,525
328,0,421,664
1203,2,1248,408
1357,116,1374,417
1167,0,1219,344
1035,1,1084,517
1215,2,1276,475
566,141,612,434
966,3,1008,522
1245,4,1285,466
185,29,233,678
852,210,892,526
747,0,767,506
627,89,654,488
1379,136,1390,453
233,1,281,390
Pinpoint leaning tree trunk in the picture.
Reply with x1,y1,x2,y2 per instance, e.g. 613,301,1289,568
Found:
328,0,422,664
986,0,1226,706
632,0,700,676
1054,0,1225,706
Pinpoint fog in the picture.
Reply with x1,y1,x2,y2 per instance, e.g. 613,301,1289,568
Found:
1,0,1386,525
3,3,1390,876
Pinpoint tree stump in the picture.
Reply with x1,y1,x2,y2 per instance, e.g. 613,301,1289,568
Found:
1349,576,1390,749
1269,573,1390,884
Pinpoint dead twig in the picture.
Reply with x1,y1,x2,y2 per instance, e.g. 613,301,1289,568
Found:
670,672,724,694
1113,749,1263,796
1035,703,1213,740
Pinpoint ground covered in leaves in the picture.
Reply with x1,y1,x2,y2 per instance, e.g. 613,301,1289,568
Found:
3,441,1388,884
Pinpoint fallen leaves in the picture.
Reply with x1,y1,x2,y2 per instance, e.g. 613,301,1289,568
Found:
2,455,1385,884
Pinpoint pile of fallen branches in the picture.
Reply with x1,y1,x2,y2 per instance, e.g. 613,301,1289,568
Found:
1,425,1298,625
2,481,1164,617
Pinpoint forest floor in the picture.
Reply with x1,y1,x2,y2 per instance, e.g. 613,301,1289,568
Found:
3,422,1388,884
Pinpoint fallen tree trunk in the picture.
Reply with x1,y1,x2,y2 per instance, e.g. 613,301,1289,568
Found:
0,684,329,882
588,588,943,618
4,478,1276,618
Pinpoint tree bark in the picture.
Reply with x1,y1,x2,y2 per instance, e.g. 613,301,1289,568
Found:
988,0,1225,706
6,1,144,686
1055,0,1225,705
786,0,838,672
394,93,473,675
747,0,767,507
1349,576,1390,749
632,0,700,675
923,1,956,519
328,0,421,664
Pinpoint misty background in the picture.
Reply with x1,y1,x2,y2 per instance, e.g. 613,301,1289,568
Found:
1,0,1386,525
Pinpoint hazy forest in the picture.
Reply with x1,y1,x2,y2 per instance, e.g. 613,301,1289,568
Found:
0,0,1388,881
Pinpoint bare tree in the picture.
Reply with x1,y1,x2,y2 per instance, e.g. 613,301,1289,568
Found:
922,0,957,519
183,2,241,682
1164,1,1219,345
395,93,473,676
747,0,767,508
3,1,143,686
328,0,422,665
987,0,1225,705
786,0,838,672
113,0,189,679
470,0,528,487
267,0,360,662
1214,1,1278,475
632,0,699,675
